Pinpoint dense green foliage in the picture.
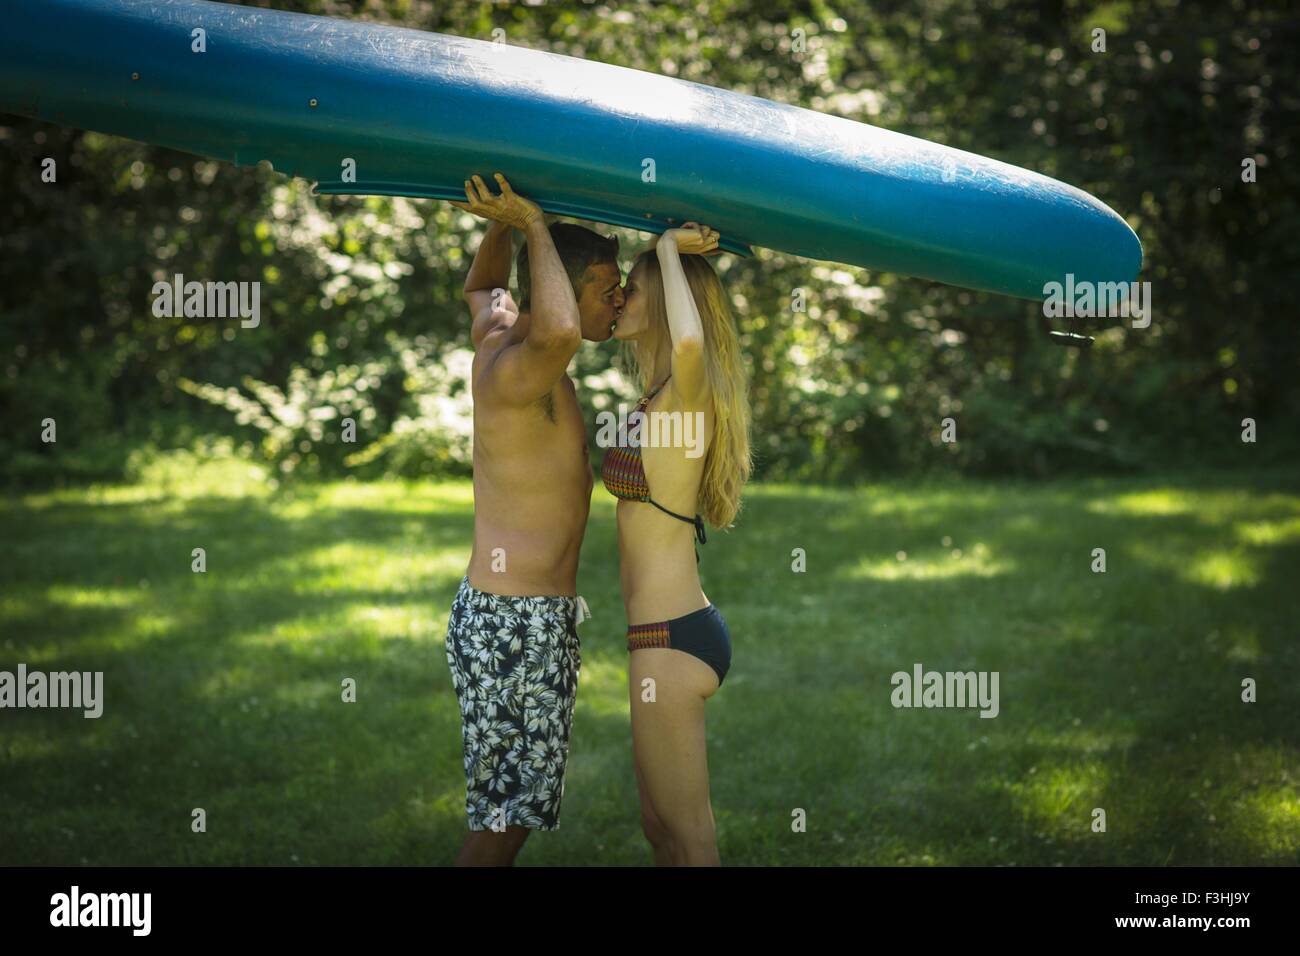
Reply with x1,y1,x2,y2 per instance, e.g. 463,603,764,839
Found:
3,0,1296,484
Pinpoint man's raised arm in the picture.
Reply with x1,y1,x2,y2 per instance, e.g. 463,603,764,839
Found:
453,173,580,404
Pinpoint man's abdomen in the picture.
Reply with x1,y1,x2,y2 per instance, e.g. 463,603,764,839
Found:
468,466,592,597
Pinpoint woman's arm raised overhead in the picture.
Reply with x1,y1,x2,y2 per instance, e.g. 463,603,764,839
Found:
656,222,719,403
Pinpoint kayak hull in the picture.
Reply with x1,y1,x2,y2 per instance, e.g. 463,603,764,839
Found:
0,0,1142,300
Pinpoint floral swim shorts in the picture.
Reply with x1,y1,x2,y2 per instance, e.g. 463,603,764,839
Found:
444,576,584,831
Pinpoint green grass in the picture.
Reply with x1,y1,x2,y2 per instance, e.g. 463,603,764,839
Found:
2,462,1298,865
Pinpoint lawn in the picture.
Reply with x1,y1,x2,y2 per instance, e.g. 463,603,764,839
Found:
2,460,1298,865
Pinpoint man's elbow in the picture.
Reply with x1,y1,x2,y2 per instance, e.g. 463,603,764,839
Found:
532,323,582,354
530,303,582,348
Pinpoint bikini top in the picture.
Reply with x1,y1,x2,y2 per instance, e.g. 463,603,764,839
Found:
600,376,708,557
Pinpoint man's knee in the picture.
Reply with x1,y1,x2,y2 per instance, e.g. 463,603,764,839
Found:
456,825,531,866
475,824,530,848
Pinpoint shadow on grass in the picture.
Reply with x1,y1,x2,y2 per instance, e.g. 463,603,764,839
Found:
1,468,1297,864
1,485,648,865
699,469,1300,864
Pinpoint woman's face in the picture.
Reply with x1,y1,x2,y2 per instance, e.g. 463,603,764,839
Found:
612,261,650,340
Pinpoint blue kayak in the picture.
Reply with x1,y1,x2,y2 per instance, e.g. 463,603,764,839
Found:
0,0,1142,300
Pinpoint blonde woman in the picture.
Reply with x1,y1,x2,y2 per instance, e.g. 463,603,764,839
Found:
600,222,752,866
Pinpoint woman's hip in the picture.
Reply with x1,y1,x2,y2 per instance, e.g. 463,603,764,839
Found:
626,603,732,690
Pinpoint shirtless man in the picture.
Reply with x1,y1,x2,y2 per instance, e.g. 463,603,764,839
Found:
443,173,624,866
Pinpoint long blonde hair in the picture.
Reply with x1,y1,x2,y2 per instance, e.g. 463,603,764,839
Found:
624,250,752,529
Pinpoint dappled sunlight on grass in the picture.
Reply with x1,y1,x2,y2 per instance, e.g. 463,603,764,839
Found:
14,611,178,663
575,656,630,717
270,541,463,595
1127,536,1261,590
846,542,1012,581
4,464,1298,864
1234,516,1300,547
338,603,437,642
44,586,142,610
749,482,1011,517
1184,550,1260,590
1087,489,1198,516
1125,533,1262,591
229,603,428,649
19,462,273,510
1003,762,1113,839
121,610,177,642
288,479,475,515
1236,788,1300,857
863,489,1010,517
292,541,418,584
14,484,228,511
1089,487,1300,524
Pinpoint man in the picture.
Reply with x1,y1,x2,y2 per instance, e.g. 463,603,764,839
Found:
443,173,624,866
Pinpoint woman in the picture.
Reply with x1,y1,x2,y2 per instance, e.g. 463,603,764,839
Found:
602,222,752,866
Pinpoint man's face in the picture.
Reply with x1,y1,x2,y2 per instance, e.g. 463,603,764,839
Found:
611,260,648,341
575,262,624,341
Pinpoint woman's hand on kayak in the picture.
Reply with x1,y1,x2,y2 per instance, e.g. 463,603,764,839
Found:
449,173,543,230
659,222,720,256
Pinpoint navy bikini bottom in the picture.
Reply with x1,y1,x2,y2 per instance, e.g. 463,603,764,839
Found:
626,604,732,688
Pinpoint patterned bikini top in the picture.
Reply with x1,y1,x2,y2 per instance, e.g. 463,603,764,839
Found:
600,377,707,553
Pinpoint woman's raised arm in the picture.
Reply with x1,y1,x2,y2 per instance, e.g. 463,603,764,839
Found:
656,222,719,402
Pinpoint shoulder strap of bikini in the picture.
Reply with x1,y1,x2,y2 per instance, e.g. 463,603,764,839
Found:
646,375,671,401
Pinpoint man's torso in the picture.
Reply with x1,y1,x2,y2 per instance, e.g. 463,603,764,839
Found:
467,332,592,596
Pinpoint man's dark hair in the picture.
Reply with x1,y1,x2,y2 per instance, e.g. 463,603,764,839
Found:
516,222,619,309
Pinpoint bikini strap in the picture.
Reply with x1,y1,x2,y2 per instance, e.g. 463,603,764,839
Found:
638,376,704,561
645,375,671,402
647,498,707,547
646,498,705,543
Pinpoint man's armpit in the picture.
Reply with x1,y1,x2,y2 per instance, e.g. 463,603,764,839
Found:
472,334,523,396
